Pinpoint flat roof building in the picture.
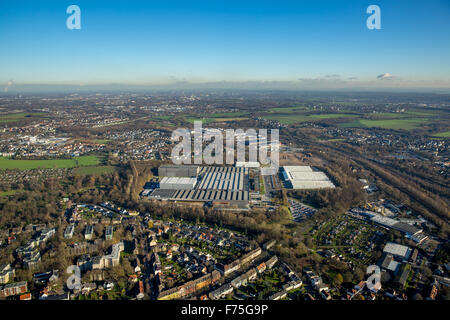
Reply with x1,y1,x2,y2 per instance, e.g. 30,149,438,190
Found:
149,165,250,206
158,165,199,178
383,242,412,260
197,166,248,191
85,225,94,240
281,166,335,190
159,177,197,190
64,225,75,239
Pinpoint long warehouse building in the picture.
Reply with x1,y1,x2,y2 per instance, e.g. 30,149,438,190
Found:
158,165,199,177
281,166,335,190
197,166,248,191
149,165,250,204
159,177,197,190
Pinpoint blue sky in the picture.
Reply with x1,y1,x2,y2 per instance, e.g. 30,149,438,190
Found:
0,0,449,90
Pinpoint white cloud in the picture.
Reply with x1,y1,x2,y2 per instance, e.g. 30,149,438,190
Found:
377,73,394,80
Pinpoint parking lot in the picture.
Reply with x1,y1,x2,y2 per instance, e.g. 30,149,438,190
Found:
288,199,317,222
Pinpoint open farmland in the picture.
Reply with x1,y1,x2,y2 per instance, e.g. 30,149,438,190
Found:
338,118,430,130
73,165,116,176
433,131,450,138
263,113,356,124
0,112,47,123
185,111,250,124
0,155,100,170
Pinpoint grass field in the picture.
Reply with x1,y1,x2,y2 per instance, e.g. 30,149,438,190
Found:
209,112,249,118
0,190,23,197
150,115,172,122
326,138,346,142
263,113,356,124
185,112,250,124
433,131,450,138
367,111,434,119
0,155,100,170
91,139,111,144
73,166,116,175
267,105,308,113
211,117,249,122
0,112,46,123
338,118,430,130
186,117,217,124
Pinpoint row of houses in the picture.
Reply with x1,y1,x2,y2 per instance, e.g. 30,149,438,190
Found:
0,281,28,298
209,255,278,300
158,270,222,300
66,240,103,257
215,247,262,276
268,279,303,300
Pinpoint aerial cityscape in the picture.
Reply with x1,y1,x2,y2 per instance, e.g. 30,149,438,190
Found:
0,0,448,312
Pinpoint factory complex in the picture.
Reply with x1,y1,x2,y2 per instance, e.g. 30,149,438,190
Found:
144,164,335,209
148,165,249,208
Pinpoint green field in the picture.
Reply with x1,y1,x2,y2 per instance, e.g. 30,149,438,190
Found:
185,112,250,124
211,117,249,122
0,155,100,170
0,190,23,197
150,115,172,122
263,113,356,124
73,166,116,175
338,118,430,130
433,131,450,138
91,139,111,144
209,112,249,118
367,111,434,119
186,117,217,124
0,112,47,123
267,105,308,113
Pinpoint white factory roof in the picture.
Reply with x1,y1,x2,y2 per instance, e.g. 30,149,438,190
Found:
283,166,313,173
282,166,335,189
291,180,335,189
383,242,412,259
370,214,397,227
289,171,330,181
159,177,197,185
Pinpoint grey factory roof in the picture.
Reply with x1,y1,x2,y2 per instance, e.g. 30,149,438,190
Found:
383,242,412,259
391,222,422,236
197,166,247,191
149,165,250,204
148,189,177,199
